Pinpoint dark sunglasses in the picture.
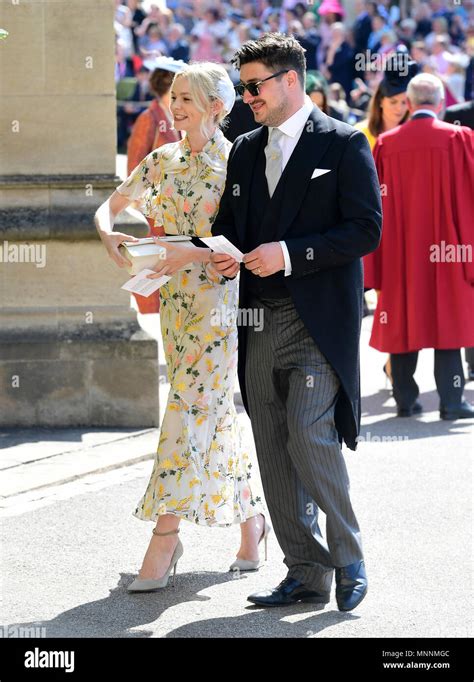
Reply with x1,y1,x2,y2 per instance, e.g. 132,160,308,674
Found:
235,69,290,98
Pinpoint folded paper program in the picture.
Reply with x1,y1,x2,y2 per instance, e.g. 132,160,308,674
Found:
121,269,171,297
200,235,244,263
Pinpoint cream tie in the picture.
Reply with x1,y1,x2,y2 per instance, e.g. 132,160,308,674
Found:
264,127,284,198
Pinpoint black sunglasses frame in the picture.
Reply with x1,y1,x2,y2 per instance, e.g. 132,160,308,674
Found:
235,69,290,98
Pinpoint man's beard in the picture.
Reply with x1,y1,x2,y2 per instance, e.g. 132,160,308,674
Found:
260,99,291,127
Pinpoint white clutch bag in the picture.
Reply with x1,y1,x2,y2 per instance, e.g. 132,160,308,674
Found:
118,235,195,276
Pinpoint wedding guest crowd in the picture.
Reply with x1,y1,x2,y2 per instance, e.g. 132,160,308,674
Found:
115,1,473,142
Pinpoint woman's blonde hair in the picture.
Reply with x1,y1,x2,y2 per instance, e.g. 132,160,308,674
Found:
172,62,233,137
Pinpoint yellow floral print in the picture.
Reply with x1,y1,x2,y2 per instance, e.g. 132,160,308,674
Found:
116,128,265,526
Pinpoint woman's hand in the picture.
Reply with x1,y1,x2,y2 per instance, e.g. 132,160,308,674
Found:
146,238,195,278
99,231,140,269
94,191,138,268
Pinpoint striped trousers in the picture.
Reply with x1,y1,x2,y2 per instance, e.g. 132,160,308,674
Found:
245,295,364,593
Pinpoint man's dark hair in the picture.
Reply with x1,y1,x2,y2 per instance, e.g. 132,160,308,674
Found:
232,32,307,88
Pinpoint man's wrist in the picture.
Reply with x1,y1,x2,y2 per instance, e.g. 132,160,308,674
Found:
278,240,292,276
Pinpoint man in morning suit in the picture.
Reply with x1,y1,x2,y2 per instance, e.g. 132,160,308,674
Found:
210,33,382,611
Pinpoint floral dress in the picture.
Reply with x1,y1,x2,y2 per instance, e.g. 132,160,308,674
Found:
116,128,265,526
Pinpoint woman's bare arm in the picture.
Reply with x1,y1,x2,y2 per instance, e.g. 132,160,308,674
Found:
94,191,140,268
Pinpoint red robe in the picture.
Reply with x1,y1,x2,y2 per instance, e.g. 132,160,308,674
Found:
365,116,474,353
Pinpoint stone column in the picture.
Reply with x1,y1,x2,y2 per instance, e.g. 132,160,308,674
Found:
0,0,159,427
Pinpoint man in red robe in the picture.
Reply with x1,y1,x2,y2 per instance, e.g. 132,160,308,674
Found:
366,73,474,420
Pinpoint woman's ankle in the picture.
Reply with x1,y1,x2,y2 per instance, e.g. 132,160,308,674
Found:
153,514,180,535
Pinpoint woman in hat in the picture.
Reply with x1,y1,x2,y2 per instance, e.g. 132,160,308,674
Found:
317,0,345,69
318,0,345,23
355,58,415,383
95,62,270,592
354,65,412,150
127,57,185,175
441,52,469,104
126,56,185,314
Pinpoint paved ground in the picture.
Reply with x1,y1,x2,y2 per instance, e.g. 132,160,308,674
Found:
1,304,473,639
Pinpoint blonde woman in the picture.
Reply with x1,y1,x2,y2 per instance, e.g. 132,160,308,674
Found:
95,62,270,592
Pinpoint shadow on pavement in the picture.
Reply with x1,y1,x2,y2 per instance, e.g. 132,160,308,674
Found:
360,388,474,442
7,570,358,639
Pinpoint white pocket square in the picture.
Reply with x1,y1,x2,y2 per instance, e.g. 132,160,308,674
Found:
311,168,331,180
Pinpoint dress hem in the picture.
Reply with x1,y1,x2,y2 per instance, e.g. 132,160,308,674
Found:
132,507,265,528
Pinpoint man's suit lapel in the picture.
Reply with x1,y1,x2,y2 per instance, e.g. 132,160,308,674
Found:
234,126,268,246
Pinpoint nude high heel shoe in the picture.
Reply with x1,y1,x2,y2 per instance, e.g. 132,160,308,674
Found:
229,514,272,572
127,528,183,593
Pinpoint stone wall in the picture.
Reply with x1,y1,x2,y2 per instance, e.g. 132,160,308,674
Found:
0,0,160,428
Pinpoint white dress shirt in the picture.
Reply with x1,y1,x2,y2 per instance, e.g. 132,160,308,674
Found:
265,95,314,276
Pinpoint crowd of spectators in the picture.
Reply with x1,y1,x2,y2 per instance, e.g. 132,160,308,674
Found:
115,0,474,146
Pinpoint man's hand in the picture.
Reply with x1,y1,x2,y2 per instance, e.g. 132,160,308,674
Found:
209,251,240,278
243,242,285,277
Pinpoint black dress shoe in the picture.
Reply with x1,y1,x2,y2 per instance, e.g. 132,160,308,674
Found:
335,560,368,612
397,401,423,417
440,400,474,420
247,577,330,608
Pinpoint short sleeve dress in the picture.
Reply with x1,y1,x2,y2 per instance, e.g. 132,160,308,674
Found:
116,128,265,526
